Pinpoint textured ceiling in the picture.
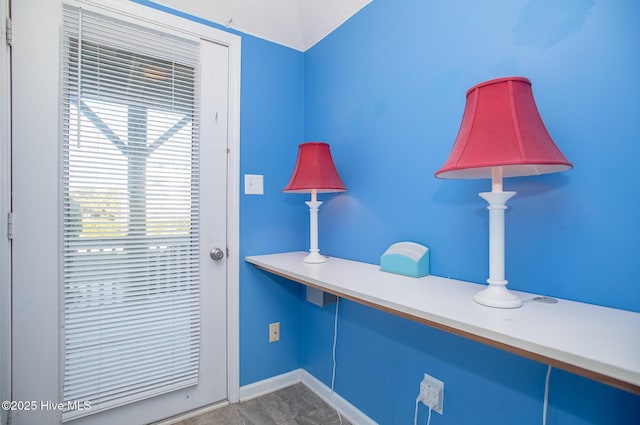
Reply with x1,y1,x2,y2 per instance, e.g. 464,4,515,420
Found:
154,0,372,51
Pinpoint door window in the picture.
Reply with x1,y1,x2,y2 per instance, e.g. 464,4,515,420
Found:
61,5,201,420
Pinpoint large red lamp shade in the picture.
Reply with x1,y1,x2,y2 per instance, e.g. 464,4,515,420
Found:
436,77,572,308
283,142,346,264
436,76,572,180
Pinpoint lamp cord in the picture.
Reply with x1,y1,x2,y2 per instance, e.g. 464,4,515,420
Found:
331,297,343,425
543,365,552,425
413,397,432,425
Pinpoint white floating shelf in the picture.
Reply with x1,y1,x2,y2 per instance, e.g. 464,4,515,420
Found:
245,251,640,394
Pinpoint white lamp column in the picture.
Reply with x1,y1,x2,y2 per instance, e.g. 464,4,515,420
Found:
474,168,522,308
304,189,326,263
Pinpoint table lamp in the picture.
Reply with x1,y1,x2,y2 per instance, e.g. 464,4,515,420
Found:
436,77,572,308
283,142,346,263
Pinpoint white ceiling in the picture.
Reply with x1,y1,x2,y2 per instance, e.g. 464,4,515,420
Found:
154,0,372,51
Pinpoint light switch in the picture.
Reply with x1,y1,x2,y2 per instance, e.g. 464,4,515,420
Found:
244,174,264,195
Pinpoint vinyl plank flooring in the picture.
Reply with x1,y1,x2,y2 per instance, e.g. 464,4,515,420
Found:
172,383,351,425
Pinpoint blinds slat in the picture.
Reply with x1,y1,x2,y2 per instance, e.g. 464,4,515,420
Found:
65,302,200,327
65,320,200,349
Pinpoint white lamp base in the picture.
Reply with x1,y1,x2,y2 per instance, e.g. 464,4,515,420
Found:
303,251,327,264
473,279,522,308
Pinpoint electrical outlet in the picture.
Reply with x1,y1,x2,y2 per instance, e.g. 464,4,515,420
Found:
419,373,444,414
269,322,280,342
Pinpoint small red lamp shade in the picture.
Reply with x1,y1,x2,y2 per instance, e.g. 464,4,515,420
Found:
435,76,572,179
283,142,346,193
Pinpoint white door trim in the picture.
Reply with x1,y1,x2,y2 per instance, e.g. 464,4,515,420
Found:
1,0,12,423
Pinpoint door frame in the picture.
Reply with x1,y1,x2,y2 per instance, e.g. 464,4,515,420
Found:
6,0,241,422
1,0,12,423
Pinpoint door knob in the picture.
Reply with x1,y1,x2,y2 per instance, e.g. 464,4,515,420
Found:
209,247,225,261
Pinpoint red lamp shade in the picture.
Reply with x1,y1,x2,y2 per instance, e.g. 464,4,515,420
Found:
283,142,346,193
435,76,572,179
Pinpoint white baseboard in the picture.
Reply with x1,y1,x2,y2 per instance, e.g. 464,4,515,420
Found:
299,369,378,425
239,368,377,425
238,369,303,401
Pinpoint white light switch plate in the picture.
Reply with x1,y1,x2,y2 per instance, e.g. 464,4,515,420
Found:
244,174,264,195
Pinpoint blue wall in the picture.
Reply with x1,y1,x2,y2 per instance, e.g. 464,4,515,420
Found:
237,36,306,384
136,0,640,423
304,0,639,424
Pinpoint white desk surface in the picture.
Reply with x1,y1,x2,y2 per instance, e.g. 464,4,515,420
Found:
245,252,640,394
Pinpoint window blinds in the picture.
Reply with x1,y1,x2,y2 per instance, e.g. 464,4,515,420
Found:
61,4,202,420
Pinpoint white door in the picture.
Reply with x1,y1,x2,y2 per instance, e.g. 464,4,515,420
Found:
11,1,234,424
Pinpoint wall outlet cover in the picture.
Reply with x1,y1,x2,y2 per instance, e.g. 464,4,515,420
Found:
244,174,264,195
269,322,280,342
